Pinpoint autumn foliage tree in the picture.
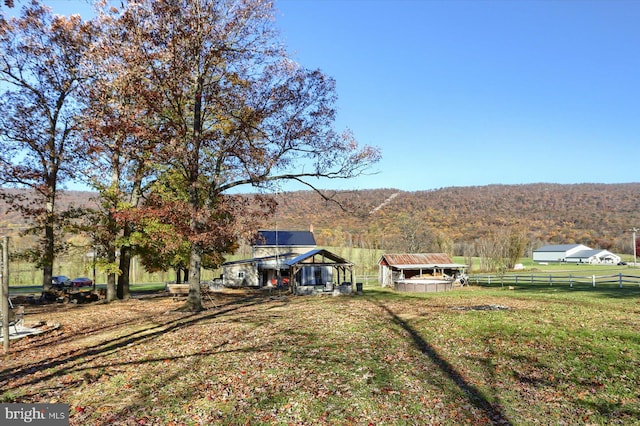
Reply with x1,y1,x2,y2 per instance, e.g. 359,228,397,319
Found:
0,2,94,290
80,7,165,301
129,179,271,285
97,0,380,311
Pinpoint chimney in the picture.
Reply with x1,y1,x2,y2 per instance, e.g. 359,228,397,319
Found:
309,224,314,234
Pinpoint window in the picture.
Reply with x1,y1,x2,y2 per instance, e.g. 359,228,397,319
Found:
238,271,245,279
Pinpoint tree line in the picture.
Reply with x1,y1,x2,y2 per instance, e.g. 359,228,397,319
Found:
0,0,379,311
265,183,640,268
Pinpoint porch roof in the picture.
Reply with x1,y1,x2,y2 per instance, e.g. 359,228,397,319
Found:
285,249,354,267
223,252,298,267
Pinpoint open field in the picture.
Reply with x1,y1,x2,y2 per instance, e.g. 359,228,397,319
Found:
2,284,640,425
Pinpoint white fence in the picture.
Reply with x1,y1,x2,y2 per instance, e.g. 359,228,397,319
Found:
470,273,640,288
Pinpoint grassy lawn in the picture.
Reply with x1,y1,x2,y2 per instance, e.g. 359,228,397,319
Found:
1,284,639,425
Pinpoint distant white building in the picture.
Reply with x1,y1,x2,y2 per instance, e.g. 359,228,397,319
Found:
565,249,620,265
533,244,620,264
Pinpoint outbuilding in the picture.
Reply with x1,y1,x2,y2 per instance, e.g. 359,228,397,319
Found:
564,249,621,264
532,244,590,263
533,244,621,264
378,253,467,292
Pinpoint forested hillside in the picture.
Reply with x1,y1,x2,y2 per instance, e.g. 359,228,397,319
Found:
267,183,640,255
2,183,639,255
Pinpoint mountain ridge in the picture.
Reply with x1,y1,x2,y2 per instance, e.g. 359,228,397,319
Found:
2,182,639,254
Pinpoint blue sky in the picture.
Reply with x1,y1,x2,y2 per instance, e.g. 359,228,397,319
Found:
9,0,640,192
274,0,640,191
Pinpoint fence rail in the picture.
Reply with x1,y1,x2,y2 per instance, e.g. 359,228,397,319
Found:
470,273,640,288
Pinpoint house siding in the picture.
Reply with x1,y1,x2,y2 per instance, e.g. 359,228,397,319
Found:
223,263,259,288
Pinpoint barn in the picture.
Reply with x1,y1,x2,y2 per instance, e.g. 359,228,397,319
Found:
532,244,590,263
533,244,621,264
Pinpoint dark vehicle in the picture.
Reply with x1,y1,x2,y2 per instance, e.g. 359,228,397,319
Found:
618,261,628,266
51,275,70,289
69,277,93,287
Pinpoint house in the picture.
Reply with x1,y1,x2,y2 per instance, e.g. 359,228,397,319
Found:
222,230,355,295
378,253,467,292
533,244,621,264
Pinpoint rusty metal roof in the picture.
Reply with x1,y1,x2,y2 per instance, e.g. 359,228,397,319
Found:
379,253,465,268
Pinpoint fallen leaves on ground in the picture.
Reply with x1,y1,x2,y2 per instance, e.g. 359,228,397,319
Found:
1,287,639,425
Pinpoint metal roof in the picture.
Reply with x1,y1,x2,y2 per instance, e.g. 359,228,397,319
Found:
285,249,353,266
223,249,353,268
379,253,466,269
222,252,298,266
566,249,613,258
253,230,316,247
534,244,585,252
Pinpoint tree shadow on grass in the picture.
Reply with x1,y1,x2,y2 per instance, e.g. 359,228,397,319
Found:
0,292,272,392
369,297,513,425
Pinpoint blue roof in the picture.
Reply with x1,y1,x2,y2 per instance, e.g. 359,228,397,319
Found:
253,230,316,247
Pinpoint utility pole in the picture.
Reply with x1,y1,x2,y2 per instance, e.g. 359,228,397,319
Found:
2,236,9,351
633,228,638,267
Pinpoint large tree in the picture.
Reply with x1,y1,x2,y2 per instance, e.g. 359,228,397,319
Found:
80,7,164,301
99,0,380,311
0,2,93,290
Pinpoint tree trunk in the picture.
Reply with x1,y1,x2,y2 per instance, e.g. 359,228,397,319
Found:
106,272,117,302
106,242,117,302
42,222,54,291
184,242,202,312
116,174,143,299
181,74,204,312
42,194,55,291
117,242,131,300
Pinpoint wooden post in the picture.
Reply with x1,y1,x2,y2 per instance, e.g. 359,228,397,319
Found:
2,236,9,352
550,274,552,286
619,273,623,288
592,275,596,287
570,274,573,287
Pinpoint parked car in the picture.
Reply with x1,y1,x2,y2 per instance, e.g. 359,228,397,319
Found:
69,277,93,287
51,275,70,289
